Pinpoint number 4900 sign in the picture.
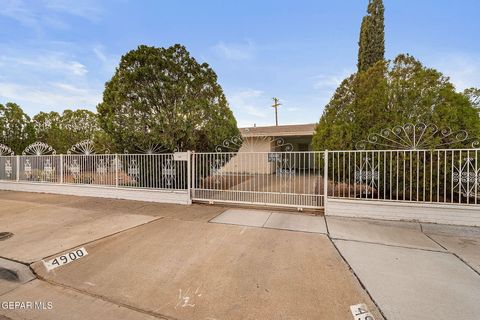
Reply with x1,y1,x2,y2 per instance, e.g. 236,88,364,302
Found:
43,247,88,271
350,303,375,320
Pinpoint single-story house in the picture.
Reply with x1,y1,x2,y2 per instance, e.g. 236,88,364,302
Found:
238,123,316,152
219,123,317,174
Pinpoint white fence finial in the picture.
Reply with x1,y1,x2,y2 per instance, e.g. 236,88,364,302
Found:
356,123,479,150
0,144,14,156
22,142,56,155
68,140,95,155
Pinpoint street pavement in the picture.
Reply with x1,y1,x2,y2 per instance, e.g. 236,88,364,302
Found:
0,191,479,319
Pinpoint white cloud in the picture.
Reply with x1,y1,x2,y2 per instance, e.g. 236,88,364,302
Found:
213,40,255,61
92,44,119,74
226,88,272,127
51,82,89,94
93,46,107,62
0,0,39,29
43,0,104,21
0,54,88,76
41,15,69,29
286,107,299,112
245,105,267,118
69,61,88,76
311,69,352,106
226,89,304,127
312,69,352,91
0,0,103,33
0,82,101,112
229,89,267,117
429,53,480,91
0,49,101,114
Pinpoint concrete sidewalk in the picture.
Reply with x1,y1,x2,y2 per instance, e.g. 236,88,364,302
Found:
0,191,479,320
0,198,159,263
211,208,327,233
335,239,480,320
326,216,480,320
327,216,442,250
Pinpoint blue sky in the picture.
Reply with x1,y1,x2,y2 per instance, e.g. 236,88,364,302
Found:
1,0,479,127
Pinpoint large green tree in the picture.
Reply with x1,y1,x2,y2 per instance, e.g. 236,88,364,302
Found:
0,102,35,154
358,0,385,72
97,44,239,153
313,54,480,150
32,109,102,153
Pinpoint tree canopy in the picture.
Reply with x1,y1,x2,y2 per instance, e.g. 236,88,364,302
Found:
97,44,239,153
313,54,480,150
358,0,385,72
0,103,35,154
32,109,102,153
463,87,480,112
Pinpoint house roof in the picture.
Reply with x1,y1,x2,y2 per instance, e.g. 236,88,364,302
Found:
240,123,316,137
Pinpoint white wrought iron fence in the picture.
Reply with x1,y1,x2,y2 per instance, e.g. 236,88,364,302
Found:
18,155,61,183
117,154,188,190
328,149,480,205
0,156,17,181
63,154,116,186
1,148,480,208
0,154,188,191
192,151,325,208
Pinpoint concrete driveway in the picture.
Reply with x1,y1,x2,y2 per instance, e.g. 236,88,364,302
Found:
0,191,479,320
0,191,381,320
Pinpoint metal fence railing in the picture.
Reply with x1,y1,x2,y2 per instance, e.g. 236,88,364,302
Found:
329,149,480,205
1,149,479,208
0,156,17,182
0,154,188,191
18,155,61,184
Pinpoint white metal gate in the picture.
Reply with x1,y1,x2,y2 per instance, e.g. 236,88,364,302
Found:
191,151,326,209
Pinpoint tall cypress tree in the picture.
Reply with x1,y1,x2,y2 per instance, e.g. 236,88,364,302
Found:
357,0,385,72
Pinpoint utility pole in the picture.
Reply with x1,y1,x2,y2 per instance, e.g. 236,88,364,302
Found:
272,97,281,126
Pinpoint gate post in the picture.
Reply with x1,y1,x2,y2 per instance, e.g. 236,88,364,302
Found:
60,154,63,184
115,154,119,188
191,151,196,200
16,155,20,182
187,150,192,197
323,150,329,213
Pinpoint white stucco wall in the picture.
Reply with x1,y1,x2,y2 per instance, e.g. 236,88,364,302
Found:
220,137,275,174
326,198,480,227
0,181,191,205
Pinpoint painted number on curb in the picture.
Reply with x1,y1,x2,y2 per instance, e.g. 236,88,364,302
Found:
350,303,375,320
43,247,88,271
